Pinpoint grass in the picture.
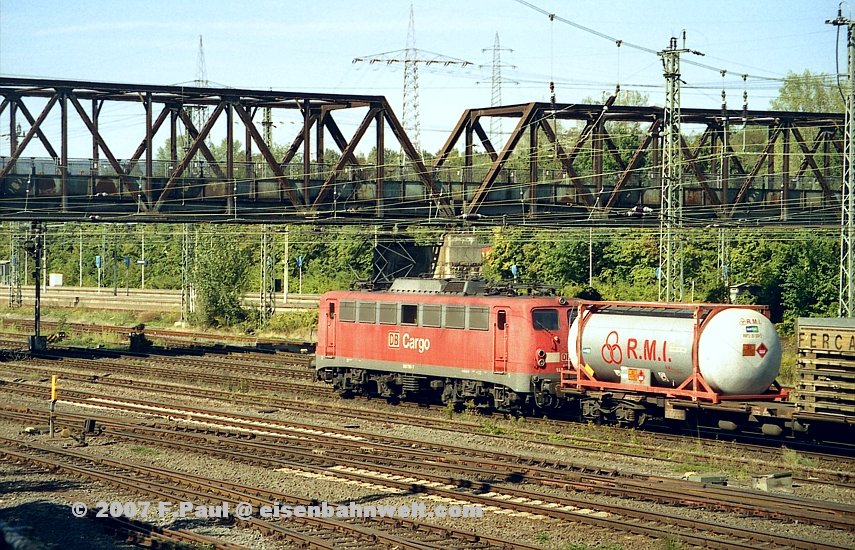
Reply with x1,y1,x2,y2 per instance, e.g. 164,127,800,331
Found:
781,447,818,469
129,445,159,457
563,544,627,550
224,378,252,395
479,421,513,436
263,310,318,340
61,331,126,349
0,304,180,330
777,334,799,386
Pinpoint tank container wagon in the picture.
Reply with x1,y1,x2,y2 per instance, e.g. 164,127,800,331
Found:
545,300,789,430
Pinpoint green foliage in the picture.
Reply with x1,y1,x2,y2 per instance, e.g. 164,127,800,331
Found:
596,230,659,300
282,226,372,293
265,310,317,340
481,225,839,331
193,231,253,327
779,235,838,330
770,70,844,113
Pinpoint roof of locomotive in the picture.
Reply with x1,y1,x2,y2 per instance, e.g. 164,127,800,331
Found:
322,278,568,304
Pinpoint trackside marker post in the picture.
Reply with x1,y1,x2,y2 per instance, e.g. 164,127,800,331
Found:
49,375,58,438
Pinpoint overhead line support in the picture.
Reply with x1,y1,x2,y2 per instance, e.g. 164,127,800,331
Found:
829,9,855,317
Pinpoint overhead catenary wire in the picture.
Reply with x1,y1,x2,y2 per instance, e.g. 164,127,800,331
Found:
511,0,803,84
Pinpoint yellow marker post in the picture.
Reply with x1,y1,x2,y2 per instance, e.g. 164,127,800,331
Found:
49,375,58,438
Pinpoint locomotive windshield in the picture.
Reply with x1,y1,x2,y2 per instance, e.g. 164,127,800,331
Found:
532,309,560,331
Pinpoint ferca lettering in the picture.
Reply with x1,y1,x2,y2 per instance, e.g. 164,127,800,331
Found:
402,333,431,354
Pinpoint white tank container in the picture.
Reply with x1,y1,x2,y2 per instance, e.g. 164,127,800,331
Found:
568,306,781,395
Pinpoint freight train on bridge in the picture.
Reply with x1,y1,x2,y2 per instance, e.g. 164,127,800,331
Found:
0,77,845,227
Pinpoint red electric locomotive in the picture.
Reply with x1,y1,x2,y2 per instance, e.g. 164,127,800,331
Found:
315,278,572,412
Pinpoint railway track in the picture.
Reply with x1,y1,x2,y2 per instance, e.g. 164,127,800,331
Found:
2,354,852,486
0,436,530,550
5,321,850,464
0,318,316,352
7,286,321,315
1,386,852,548
24,351,316,385
2,406,852,533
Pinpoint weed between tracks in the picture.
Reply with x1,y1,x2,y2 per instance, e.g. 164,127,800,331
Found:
61,331,125,349
130,445,159,457
781,447,818,469
561,540,684,550
224,378,252,396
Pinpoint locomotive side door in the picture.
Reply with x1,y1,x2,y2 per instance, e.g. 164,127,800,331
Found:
325,300,337,358
493,307,508,374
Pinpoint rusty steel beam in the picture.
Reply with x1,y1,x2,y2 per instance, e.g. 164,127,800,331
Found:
68,95,132,195
155,102,226,211
791,126,837,204
730,125,784,215
0,95,59,180
311,107,382,209
538,118,591,206
232,104,301,207
380,97,454,218
679,131,722,206
605,119,662,209
462,102,539,217
0,77,845,225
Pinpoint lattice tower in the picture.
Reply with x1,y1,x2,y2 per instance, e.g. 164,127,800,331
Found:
353,3,471,158
658,37,685,302
481,33,515,144
260,225,276,323
830,10,855,317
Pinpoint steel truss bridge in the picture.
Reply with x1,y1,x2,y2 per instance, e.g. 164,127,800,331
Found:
0,77,845,227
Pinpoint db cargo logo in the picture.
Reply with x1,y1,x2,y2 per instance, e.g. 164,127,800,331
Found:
388,331,431,353
388,331,401,348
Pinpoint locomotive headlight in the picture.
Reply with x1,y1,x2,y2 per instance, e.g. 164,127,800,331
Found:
537,349,546,359
537,358,547,368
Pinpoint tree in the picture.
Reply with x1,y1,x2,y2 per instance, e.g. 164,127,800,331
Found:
193,231,253,327
779,235,838,329
770,70,844,113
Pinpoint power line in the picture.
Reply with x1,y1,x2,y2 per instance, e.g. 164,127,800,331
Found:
481,33,516,144
352,2,473,156
511,0,797,84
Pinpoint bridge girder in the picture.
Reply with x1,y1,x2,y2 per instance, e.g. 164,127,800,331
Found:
0,77,845,228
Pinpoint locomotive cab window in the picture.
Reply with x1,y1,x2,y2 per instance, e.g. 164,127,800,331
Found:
401,304,418,325
328,302,336,319
496,310,507,330
532,309,560,331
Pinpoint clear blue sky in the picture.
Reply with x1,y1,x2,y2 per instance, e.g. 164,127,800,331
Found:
0,0,845,154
